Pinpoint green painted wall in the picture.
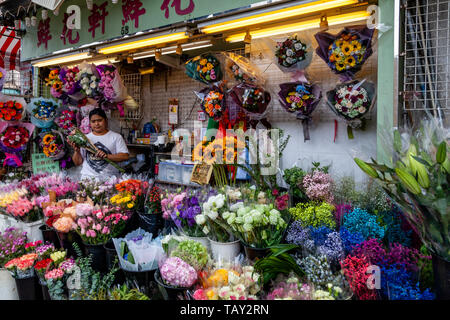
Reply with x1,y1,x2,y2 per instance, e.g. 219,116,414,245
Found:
22,0,262,61
376,0,396,164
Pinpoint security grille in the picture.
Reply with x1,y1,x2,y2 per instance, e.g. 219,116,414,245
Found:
401,0,450,125
112,72,143,120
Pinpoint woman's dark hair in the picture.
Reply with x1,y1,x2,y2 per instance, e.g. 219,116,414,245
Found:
89,108,108,121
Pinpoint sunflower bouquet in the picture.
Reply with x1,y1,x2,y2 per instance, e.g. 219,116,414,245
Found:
67,128,125,173
40,131,65,160
315,26,374,81
45,69,64,99
186,54,223,84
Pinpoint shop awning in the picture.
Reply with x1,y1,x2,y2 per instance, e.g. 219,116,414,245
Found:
0,26,21,71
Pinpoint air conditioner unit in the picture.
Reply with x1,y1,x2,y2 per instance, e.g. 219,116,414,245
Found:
31,0,65,11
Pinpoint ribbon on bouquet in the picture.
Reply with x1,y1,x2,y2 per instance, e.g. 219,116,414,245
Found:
4,153,22,167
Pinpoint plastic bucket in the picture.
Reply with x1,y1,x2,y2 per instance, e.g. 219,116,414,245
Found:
154,269,190,300
39,225,61,249
242,244,270,261
0,269,18,300
104,241,125,284
15,276,43,300
84,243,107,273
208,238,241,262
138,212,162,236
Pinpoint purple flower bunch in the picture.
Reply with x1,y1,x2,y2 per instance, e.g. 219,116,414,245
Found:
160,256,197,288
317,231,345,263
0,227,27,267
35,243,55,258
286,220,315,253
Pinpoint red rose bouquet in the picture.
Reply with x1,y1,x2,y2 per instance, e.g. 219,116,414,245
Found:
55,109,77,135
0,126,30,149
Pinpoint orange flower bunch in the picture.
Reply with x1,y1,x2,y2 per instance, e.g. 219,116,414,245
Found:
115,179,149,196
202,90,225,120
0,100,23,121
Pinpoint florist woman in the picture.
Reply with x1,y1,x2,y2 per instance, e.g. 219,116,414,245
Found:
68,108,129,180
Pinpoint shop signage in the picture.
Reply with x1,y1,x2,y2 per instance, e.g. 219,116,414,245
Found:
190,162,213,185
22,0,263,61
31,153,61,174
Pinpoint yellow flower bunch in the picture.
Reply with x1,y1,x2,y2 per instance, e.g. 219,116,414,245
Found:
110,193,135,209
0,188,28,207
328,33,366,72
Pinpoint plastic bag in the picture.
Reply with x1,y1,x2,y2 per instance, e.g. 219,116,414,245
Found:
221,52,265,86
229,83,271,121
326,79,376,139
315,25,375,82
195,84,227,122
27,97,61,129
0,94,27,123
110,69,129,103
186,54,223,84
278,82,322,141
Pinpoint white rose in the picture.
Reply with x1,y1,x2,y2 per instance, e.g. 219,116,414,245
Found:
227,217,236,225
285,57,294,64
90,82,97,89
207,210,219,220
86,89,92,96
230,202,244,212
270,209,280,216
202,226,210,234
203,202,211,212
294,42,303,51
269,215,279,225
243,215,253,225
195,214,206,225
286,49,294,57
358,106,366,113
243,223,253,231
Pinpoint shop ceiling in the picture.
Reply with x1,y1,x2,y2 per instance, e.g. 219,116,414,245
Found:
2,0,377,67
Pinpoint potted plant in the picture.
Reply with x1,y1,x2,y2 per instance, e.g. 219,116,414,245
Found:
354,120,449,299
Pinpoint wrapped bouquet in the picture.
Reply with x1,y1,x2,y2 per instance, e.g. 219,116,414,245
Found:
186,54,222,84
28,98,61,128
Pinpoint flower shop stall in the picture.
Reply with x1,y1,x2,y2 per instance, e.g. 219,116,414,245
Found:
0,0,447,302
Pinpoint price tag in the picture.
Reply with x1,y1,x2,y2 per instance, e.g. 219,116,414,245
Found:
190,163,213,185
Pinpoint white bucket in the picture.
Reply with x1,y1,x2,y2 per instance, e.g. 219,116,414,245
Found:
18,220,44,242
208,238,241,262
0,269,19,300
0,215,11,231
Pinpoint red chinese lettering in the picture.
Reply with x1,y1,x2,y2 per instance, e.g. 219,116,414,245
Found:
60,13,80,45
88,1,109,38
37,18,52,49
161,0,195,19
122,0,146,28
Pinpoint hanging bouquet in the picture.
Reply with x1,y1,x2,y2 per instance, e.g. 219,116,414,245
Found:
28,98,60,128
315,26,374,81
76,63,101,98
222,52,263,85
75,204,129,245
193,264,261,300
0,98,25,122
110,179,150,211
59,66,81,95
45,69,64,98
40,131,66,160
275,35,312,72
197,86,227,121
326,80,376,138
55,109,77,135
0,125,30,150
186,54,222,84
67,128,125,172
6,197,43,223
229,83,271,119
97,65,117,101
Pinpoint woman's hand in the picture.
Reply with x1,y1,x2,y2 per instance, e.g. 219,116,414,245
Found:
66,138,80,153
95,150,107,159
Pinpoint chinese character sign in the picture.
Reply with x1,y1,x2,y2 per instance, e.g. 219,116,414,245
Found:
122,0,146,28
37,18,52,49
88,1,109,38
161,0,195,19
61,13,80,45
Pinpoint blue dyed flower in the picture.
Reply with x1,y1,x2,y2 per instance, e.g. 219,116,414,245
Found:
342,208,385,240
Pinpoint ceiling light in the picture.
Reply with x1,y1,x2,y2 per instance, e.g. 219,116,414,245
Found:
225,11,370,42
200,0,359,34
98,31,189,55
32,52,92,67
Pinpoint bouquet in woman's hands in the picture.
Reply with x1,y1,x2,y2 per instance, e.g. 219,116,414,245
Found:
67,128,125,172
